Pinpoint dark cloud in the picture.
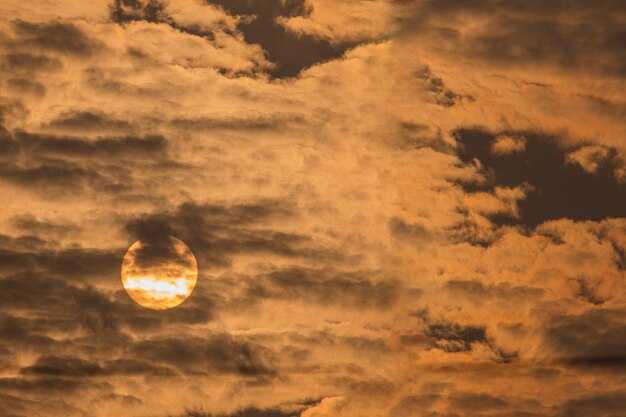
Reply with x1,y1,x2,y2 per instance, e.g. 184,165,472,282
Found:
96,393,143,405
20,354,177,378
543,308,626,368
175,407,300,417
0,160,106,190
170,113,306,132
12,215,76,237
110,0,220,40
444,279,544,303
570,277,609,305
0,314,58,350
389,217,431,245
414,65,473,107
4,78,46,97
42,111,134,133
110,0,167,25
16,131,167,158
593,225,626,272
446,216,498,247
0,130,171,193
557,391,626,417
130,334,275,376
0,234,120,282
405,0,626,77
73,286,215,335
21,355,103,377
408,311,499,355
447,391,510,412
249,267,399,309
123,200,339,268
427,321,487,353
111,0,358,77
124,234,189,271
0,125,19,158
83,67,165,97
0,231,219,344
0,157,133,198
1,53,63,73
396,121,454,153
172,398,326,417
612,242,626,271
0,268,214,346
72,288,121,335
10,20,101,57
455,128,626,227
0,377,84,393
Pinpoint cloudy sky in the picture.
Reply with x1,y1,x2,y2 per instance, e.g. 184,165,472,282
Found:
1,0,625,416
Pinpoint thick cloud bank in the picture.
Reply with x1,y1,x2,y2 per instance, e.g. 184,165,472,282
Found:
0,0,624,416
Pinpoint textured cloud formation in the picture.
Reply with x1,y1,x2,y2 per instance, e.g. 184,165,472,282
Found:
0,0,625,416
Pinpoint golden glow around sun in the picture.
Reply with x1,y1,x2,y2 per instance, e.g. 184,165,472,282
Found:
121,236,198,310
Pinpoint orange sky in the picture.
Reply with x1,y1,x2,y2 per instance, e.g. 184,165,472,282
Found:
0,1,625,416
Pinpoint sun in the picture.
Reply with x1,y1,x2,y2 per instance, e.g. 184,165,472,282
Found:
121,236,198,310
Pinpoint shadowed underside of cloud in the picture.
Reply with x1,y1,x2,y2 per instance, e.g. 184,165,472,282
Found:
175,401,325,417
0,124,175,194
544,309,626,368
16,332,274,378
110,0,356,78
249,267,399,309
123,201,397,312
8,20,102,57
16,131,167,157
388,384,626,417
123,200,340,268
404,0,626,77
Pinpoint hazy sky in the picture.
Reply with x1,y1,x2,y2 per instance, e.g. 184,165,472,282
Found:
0,1,625,416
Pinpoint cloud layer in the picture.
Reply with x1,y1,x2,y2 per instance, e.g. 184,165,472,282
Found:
0,0,624,416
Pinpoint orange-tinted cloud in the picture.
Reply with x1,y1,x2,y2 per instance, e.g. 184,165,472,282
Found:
0,0,624,416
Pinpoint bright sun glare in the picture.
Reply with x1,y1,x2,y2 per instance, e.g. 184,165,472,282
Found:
121,237,198,310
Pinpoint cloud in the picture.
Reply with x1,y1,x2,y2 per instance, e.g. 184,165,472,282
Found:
41,110,134,133
3,78,46,98
122,200,336,268
17,131,167,157
443,279,544,304
169,113,307,132
0,0,624,415
252,266,399,309
566,145,612,173
557,392,626,417
491,134,526,155
110,0,238,39
0,52,63,73
427,321,487,353
277,0,416,43
8,20,102,56
130,334,275,376
543,309,626,367
402,0,626,78
173,404,314,417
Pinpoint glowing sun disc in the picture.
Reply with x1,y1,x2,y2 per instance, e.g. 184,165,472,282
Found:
121,236,198,310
